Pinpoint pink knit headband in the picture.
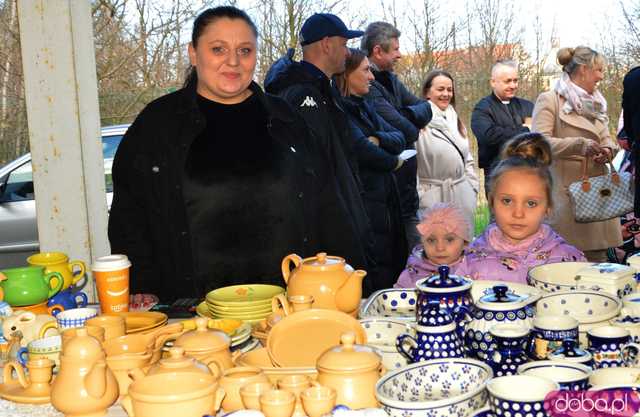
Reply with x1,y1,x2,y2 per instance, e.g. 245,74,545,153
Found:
416,203,472,242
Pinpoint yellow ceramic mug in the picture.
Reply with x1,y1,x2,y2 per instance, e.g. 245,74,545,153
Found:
27,252,86,291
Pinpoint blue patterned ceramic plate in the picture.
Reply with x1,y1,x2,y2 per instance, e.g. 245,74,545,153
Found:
359,288,417,320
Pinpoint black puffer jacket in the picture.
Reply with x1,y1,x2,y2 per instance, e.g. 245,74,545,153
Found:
265,62,375,271
108,80,359,301
341,96,408,293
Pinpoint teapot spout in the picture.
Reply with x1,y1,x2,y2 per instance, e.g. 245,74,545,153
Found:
335,269,366,314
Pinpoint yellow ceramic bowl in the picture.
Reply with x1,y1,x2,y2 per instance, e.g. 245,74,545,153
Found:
205,284,284,306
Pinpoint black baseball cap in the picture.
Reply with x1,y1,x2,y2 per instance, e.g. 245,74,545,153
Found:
299,13,364,46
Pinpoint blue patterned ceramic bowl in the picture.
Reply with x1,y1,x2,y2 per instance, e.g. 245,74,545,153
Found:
517,361,591,391
527,262,595,293
536,290,622,346
359,289,417,320
487,375,559,417
375,358,492,417
359,318,413,370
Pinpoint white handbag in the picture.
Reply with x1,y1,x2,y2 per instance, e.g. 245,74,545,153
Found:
568,157,634,223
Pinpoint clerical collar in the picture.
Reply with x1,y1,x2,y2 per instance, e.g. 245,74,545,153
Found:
501,100,510,105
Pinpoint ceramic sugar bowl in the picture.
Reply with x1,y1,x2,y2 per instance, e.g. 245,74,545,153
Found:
282,253,366,315
465,284,539,360
51,327,119,417
316,332,384,410
146,347,222,377
122,370,225,417
173,317,239,369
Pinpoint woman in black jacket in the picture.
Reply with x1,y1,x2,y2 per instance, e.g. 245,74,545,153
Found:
108,7,371,301
335,48,408,294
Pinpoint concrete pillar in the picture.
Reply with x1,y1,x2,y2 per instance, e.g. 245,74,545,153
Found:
17,0,109,301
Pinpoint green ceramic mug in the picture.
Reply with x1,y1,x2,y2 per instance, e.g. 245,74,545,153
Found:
0,266,63,307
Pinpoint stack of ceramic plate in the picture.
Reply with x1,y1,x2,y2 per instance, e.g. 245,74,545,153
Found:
204,284,285,323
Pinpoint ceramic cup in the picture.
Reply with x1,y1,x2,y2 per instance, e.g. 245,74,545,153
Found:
610,315,640,343
17,335,62,371
260,389,296,417
621,293,640,317
46,288,88,317
0,266,63,306
271,294,314,316
219,366,270,412
86,315,126,341
587,326,640,368
240,381,274,410
27,252,86,292
517,360,592,391
487,375,559,416
277,374,316,416
39,307,98,335
530,316,579,360
300,386,336,417
92,254,131,314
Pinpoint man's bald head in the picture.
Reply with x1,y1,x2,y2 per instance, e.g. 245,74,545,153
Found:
490,60,519,101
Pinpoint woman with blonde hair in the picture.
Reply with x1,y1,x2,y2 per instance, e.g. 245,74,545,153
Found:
531,46,621,261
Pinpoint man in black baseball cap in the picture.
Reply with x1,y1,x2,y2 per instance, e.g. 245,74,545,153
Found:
264,15,374,277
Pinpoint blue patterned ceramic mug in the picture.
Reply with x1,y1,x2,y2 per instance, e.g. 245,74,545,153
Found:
587,326,640,368
530,316,579,360
487,374,559,417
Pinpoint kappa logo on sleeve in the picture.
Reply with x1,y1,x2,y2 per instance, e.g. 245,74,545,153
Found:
300,96,318,108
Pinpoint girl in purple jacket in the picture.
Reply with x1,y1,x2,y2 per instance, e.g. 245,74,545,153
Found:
458,133,586,284
394,203,472,287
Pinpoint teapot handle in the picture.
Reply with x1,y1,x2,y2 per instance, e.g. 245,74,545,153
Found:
396,334,417,362
281,254,302,284
3,360,29,388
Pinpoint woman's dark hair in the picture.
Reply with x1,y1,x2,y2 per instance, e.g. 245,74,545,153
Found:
488,132,554,209
184,6,259,87
422,69,466,137
335,48,368,96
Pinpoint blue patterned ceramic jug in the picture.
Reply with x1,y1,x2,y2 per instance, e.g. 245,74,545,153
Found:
415,265,472,337
396,301,464,363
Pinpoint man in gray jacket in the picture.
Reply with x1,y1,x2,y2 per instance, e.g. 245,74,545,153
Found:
361,21,432,250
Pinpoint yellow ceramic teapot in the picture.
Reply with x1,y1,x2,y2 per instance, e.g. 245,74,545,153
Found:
281,253,366,315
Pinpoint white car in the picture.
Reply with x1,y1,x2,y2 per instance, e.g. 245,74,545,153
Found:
0,124,129,267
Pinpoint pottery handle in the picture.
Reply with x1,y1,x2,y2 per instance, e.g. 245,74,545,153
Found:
231,349,243,362
44,271,64,298
396,334,417,362
74,291,88,308
623,342,640,366
272,294,290,316
17,347,29,366
68,260,87,285
47,303,65,317
213,386,226,413
281,254,302,284
3,360,29,388
39,321,58,339
486,348,502,368
121,394,135,417
201,357,225,380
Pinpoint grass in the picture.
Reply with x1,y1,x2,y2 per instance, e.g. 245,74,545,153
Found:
474,203,491,238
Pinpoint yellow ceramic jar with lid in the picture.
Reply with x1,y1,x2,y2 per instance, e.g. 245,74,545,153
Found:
146,347,223,378
281,253,366,315
173,317,239,369
315,332,384,409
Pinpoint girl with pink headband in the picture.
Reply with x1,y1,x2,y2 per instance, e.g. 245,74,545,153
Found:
394,203,471,288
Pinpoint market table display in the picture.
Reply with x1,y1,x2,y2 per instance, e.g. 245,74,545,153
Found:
1,252,640,417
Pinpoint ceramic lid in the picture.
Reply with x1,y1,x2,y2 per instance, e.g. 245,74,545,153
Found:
61,327,105,361
576,263,635,281
316,332,381,373
549,339,592,363
417,265,473,291
300,252,347,271
479,285,525,303
149,347,211,375
417,301,454,327
174,317,230,352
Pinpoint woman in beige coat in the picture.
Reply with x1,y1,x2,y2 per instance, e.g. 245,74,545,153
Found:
532,46,621,261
